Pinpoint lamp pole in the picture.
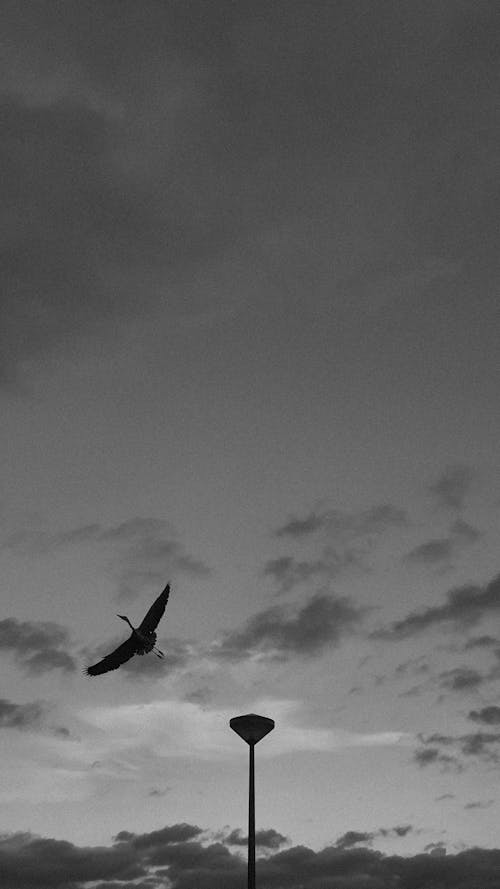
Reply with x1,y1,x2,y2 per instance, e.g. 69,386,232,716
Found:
230,713,275,889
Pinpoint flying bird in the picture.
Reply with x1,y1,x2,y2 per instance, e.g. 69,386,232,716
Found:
85,583,170,676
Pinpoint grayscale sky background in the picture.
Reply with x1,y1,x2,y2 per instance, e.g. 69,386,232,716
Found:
1,2,500,887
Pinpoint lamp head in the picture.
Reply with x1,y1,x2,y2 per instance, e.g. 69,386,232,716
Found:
230,713,275,745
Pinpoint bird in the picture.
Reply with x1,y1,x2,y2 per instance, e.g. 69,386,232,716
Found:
85,583,170,676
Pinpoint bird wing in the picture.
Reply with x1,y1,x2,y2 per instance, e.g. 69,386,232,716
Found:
138,583,170,634
85,636,138,676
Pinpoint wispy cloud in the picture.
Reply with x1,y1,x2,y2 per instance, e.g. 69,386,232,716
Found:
266,503,407,592
0,618,76,673
262,556,346,593
464,799,494,810
0,698,45,730
4,516,210,597
403,519,481,567
415,730,500,768
275,504,407,541
373,572,500,640
429,465,475,511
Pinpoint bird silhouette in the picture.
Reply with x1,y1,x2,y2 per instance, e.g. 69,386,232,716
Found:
85,583,170,676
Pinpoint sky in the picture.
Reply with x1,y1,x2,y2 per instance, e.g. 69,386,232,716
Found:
1,1,500,886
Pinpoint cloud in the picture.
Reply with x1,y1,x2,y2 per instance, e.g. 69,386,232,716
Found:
275,511,328,538
79,697,406,763
403,519,481,567
464,635,499,650
0,618,77,673
275,504,408,541
439,667,485,692
212,593,363,662
414,747,461,771
262,556,337,593
374,572,500,640
404,537,455,566
0,830,146,887
266,503,407,592
464,800,494,810
114,824,203,848
335,830,374,849
469,706,500,725
429,465,475,510
0,698,45,730
5,516,210,597
335,825,412,849
415,730,500,768
3,825,500,889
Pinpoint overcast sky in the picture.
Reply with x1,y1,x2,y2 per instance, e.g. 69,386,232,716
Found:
1,2,500,887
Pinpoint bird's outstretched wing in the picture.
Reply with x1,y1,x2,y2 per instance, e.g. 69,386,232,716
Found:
138,583,170,634
85,636,138,676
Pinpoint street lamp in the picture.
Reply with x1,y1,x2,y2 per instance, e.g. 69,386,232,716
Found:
230,713,275,889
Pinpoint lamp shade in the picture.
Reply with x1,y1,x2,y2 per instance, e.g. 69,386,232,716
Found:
230,713,275,745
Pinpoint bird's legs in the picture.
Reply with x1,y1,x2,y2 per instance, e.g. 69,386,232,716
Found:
153,647,165,658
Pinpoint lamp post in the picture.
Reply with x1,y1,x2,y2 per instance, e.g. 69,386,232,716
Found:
230,713,275,889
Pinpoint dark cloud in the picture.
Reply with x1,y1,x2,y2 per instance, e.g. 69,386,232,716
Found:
416,730,500,768
114,824,203,848
469,706,500,725
460,733,500,760
335,830,374,849
0,618,77,673
439,667,484,692
0,697,44,730
414,747,461,771
374,572,500,640
0,832,145,888
5,517,209,597
429,465,475,510
212,592,363,662
4,823,500,889
335,825,413,848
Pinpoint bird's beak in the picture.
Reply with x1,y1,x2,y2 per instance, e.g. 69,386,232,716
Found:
116,614,127,620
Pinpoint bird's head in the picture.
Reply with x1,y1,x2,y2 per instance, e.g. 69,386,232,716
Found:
117,614,131,624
